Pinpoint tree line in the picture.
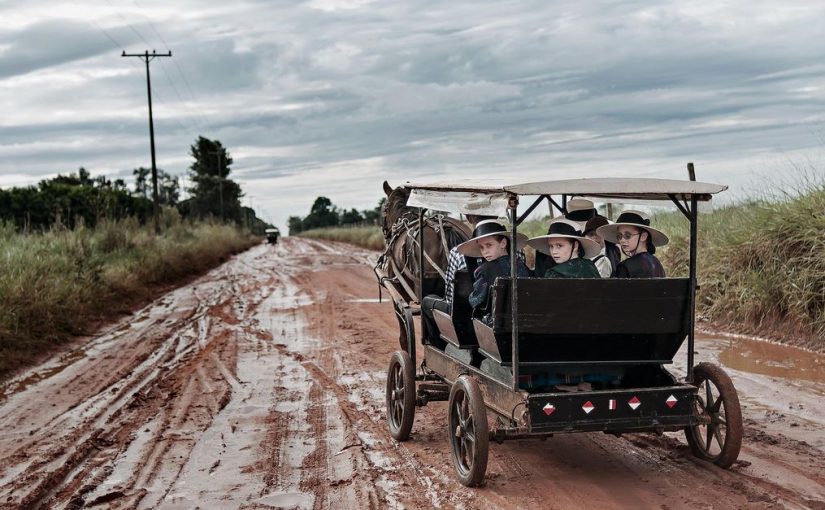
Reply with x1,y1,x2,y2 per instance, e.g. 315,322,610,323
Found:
288,196,385,234
0,136,272,234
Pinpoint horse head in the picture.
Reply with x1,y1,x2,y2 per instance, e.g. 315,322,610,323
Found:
381,181,414,238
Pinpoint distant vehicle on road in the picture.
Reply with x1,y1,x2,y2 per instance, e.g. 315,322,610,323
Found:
265,228,280,245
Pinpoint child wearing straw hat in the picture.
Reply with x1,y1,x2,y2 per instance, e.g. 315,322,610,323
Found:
456,220,530,312
527,218,601,279
595,210,668,278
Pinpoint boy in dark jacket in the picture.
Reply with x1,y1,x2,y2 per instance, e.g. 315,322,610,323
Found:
455,220,530,314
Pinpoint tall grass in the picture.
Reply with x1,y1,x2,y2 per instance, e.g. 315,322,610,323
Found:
298,225,385,250
657,183,825,345
0,212,259,377
301,187,824,347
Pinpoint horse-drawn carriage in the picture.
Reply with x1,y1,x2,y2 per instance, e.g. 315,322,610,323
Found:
374,177,743,486
265,228,280,245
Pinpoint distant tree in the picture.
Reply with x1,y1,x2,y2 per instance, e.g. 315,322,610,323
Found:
133,167,150,197
287,215,304,234
157,170,180,206
302,196,340,230
362,197,385,225
185,136,242,222
340,208,363,225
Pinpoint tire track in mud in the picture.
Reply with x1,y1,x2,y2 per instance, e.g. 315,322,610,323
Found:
0,251,266,509
3,238,825,509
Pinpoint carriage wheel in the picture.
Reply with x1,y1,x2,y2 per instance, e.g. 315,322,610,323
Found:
448,376,489,487
684,362,743,468
386,351,416,441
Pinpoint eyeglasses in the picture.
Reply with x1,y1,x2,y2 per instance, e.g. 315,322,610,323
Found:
616,232,641,241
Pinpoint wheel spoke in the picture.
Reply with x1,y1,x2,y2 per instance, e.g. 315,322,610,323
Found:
713,426,725,450
705,425,713,453
704,380,713,410
466,435,475,466
711,396,723,413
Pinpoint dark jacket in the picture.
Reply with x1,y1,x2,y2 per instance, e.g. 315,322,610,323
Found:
615,252,666,278
542,257,601,279
468,256,531,309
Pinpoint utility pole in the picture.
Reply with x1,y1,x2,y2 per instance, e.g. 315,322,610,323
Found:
122,49,172,234
209,149,225,222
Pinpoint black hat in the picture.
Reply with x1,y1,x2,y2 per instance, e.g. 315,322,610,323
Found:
595,210,669,247
456,220,528,257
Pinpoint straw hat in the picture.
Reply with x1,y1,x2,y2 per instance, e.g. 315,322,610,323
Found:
526,218,601,258
565,198,597,227
456,219,528,257
595,210,669,247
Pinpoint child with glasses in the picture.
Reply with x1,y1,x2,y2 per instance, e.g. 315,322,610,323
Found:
595,211,668,278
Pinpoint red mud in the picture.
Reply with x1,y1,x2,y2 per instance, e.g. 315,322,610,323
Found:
0,237,823,509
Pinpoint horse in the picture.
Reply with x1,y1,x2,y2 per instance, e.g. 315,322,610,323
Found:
376,181,471,348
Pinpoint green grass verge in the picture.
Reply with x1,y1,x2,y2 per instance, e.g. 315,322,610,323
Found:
301,185,824,346
655,184,825,345
298,225,385,250
0,214,259,378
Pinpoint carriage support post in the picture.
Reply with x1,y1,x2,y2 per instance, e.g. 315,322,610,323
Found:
413,207,425,364
509,196,519,392
687,195,698,381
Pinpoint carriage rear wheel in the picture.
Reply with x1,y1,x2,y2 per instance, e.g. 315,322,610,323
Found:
386,351,416,441
448,376,489,487
685,362,743,468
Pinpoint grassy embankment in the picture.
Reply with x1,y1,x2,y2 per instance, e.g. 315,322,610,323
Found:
0,214,259,377
300,185,824,348
656,183,824,348
298,225,385,250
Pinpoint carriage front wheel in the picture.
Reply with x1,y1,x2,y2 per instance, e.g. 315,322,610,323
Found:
448,376,489,487
685,362,743,468
386,351,416,441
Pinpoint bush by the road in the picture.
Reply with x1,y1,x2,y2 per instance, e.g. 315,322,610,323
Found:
0,213,259,378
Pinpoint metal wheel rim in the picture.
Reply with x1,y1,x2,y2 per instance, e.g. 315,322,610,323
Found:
388,361,405,431
692,378,728,458
449,388,476,477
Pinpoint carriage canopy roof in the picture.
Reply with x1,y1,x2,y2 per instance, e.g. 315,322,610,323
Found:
404,177,727,216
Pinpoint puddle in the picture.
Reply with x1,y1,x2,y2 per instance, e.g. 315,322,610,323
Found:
0,348,87,401
718,338,825,384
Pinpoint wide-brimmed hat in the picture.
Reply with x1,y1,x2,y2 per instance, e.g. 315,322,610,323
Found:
583,216,609,236
565,198,597,227
526,218,601,258
456,219,528,257
595,210,669,247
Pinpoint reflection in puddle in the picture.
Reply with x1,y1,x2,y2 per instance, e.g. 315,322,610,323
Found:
719,338,825,384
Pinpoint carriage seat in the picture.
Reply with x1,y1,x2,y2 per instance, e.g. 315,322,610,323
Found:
432,271,479,349
474,277,691,367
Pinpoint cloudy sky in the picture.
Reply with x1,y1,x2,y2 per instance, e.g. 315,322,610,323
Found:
2,0,825,229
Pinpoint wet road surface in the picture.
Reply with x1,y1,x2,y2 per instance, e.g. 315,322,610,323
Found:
0,238,823,509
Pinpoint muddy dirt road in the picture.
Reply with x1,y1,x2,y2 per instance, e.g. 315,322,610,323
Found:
1,238,823,509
